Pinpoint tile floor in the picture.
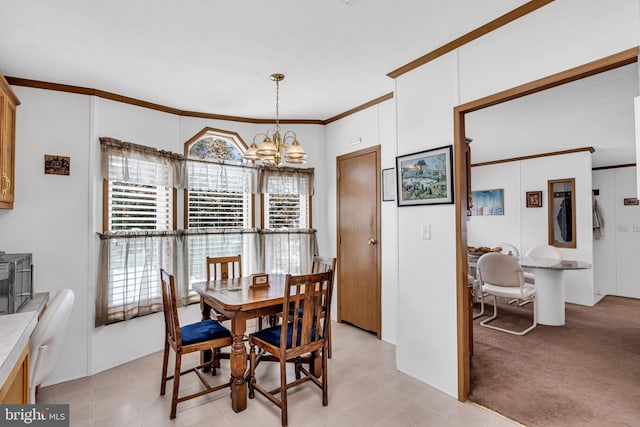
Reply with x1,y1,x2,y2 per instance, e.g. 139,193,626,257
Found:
39,322,519,427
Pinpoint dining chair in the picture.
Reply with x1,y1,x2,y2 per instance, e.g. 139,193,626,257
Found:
523,244,562,287
311,256,336,358
477,252,537,335
160,269,233,419
29,289,75,404
206,255,242,322
247,271,334,427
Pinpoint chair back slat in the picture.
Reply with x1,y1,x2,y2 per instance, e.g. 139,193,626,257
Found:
160,269,181,346
280,271,333,354
207,255,242,281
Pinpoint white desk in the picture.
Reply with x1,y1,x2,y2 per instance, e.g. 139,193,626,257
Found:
519,256,591,326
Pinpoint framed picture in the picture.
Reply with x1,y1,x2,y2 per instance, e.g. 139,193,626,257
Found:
382,168,395,201
44,155,70,175
526,191,543,208
470,189,504,216
395,145,453,206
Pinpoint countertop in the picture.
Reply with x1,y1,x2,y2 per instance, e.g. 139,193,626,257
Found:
0,293,49,387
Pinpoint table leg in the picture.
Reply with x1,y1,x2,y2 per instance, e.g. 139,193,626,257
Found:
230,315,248,412
200,299,212,371
535,269,565,326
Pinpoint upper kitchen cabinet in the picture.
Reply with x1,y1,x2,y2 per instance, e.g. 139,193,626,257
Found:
0,71,20,209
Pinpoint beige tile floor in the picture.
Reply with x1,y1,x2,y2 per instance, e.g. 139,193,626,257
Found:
39,321,519,427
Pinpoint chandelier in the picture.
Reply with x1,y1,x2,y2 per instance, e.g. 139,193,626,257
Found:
244,73,307,166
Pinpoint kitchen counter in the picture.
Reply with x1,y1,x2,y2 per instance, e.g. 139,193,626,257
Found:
0,292,49,387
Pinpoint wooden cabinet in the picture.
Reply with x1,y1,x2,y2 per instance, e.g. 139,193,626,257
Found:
0,71,20,209
0,341,29,404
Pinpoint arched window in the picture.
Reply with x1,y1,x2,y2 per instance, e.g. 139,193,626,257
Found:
185,127,247,163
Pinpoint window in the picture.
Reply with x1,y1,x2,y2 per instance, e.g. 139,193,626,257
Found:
97,137,180,326
184,128,254,288
263,193,309,229
107,181,173,230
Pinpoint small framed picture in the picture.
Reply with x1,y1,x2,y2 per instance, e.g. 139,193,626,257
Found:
44,155,70,175
382,168,395,201
251,273,270,288
526,191,543,208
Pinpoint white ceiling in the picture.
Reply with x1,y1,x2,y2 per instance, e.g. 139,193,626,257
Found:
0,0,528,120
466,63,639,168
2,1,636,166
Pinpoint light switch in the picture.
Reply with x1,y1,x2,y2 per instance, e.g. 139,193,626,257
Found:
633,224,640,232
421,224,431,240
618,224,629,232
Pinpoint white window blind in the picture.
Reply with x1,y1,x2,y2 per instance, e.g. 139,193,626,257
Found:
187,189,251,229
108,182,172,230
264,193,309,229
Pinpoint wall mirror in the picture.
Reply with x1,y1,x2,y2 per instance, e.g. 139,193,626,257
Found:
548,178,576,248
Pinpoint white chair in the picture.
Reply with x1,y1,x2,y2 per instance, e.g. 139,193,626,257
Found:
524,245,562,285
29,289,75,403
525,244,562,260
477,253,537,335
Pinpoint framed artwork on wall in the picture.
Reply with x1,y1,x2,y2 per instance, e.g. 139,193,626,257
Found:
526,191,543,208
395,145,453,207
470,188,504,216
382,168,395,201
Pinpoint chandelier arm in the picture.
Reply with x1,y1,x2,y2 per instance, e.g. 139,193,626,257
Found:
253,133,269,145
282,131,298,146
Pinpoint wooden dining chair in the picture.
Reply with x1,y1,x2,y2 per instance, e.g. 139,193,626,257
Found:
160,269,233,419
248,271,334,427
311,256,336,358
206,255,242,322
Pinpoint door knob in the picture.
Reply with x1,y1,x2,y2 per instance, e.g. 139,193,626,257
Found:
367,238,377,245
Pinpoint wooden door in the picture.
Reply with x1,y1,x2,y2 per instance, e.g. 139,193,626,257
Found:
337,145,381,336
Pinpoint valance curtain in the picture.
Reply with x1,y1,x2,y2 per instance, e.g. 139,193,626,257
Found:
260,229,318,275
96,231,182,326
260,166,314,196
100,137,185,189
186,159,259,193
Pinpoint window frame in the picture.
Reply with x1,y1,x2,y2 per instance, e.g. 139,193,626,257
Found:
183,127,254,229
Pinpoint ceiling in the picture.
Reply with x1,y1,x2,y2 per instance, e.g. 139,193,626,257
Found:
466,62,639,168
0,0,528,121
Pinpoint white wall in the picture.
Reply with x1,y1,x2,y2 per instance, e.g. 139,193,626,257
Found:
394,0,638,398
325,98,398,345
469,152,595,306
468,162,522,251
0,87,91,384
395,51,459,397
593,166,640,299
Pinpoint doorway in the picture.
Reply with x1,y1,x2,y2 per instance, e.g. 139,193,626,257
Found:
454,47,639,400
336,145,382,337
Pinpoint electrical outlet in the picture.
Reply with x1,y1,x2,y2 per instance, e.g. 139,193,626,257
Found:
618,224,629,232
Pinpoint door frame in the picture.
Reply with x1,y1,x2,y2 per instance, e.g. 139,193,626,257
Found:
453,47,639,401
336,144,382,338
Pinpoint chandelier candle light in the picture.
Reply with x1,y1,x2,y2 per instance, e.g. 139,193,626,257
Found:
244,73,307,166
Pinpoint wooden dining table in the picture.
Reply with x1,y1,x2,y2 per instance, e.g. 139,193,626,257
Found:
192,273,320,413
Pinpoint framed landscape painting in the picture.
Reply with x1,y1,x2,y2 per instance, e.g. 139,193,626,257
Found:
396,145,453,206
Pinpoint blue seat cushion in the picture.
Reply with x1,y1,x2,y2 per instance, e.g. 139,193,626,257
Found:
252,322,317,349
180,319,231,346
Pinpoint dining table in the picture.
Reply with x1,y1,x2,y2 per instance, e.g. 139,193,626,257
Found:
518,256,592,326
192,273,321,413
